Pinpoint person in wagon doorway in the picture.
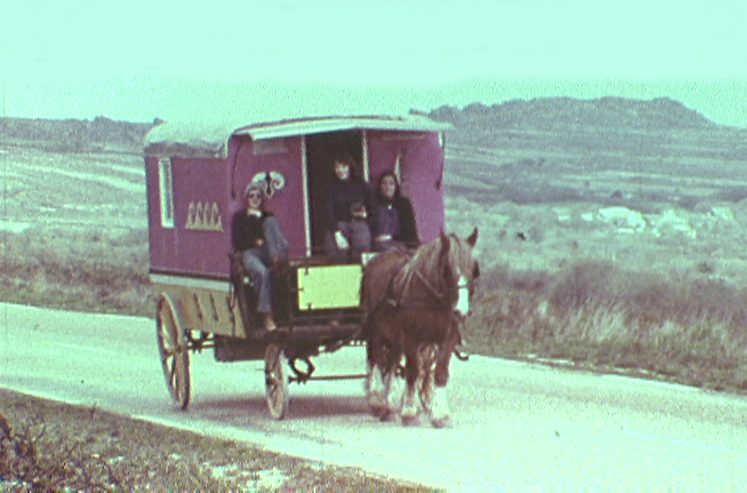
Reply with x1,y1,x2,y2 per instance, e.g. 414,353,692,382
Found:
231,182,289,331
372,171,420,251
324,155,375,261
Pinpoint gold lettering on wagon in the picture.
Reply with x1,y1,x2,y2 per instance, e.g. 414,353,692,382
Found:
185,201,223,231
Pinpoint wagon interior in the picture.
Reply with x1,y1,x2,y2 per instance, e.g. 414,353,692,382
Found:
306,130,363,252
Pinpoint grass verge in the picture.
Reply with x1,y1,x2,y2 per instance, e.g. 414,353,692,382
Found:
1,226,155,318
0,389,427,490
467,261,747,393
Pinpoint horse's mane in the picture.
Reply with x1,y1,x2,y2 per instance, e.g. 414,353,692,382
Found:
392,235,462,300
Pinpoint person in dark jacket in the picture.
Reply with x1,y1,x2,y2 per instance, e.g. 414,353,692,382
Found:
231,182,289,331
372,171,419,251
323,155,375,260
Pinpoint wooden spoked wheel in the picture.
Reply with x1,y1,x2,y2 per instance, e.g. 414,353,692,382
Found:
156,294,191,410
264,344,289,420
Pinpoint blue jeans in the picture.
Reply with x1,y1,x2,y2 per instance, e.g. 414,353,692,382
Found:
241,217,289,313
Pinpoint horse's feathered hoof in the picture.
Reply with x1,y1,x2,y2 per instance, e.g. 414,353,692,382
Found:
401,414,420,427
430,416,453,429
369,404,385,418
379,408,397,422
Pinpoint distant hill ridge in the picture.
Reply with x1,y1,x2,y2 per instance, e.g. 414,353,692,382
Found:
0,116,156,153
0,97,719,152
427,97,715,130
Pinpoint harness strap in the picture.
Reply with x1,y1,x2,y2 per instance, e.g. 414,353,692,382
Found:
413,270,446,301
369,250,471,313
403,270,471,309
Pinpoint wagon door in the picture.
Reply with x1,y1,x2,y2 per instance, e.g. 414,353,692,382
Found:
366,130,446,243
304,131,364,255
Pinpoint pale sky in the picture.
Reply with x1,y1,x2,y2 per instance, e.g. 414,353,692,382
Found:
2,0,746,126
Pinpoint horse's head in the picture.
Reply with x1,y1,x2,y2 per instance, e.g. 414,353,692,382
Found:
439,227,480,318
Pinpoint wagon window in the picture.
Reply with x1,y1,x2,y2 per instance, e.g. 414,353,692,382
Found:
158,158,175,228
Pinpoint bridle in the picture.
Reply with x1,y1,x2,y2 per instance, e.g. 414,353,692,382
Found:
386,246,474,320
412,270,472,312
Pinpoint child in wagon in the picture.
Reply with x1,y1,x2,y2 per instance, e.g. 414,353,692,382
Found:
231,182,289,331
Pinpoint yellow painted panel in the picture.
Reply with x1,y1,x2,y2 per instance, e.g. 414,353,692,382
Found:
297,264,363,310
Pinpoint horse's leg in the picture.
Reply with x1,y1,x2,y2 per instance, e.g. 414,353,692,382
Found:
365,331,387,417
367,365,386,417
429,326,460,428
429,347,453,428
378,357,397,422
418,343,438,415
400,344,422,426
377,339,403,422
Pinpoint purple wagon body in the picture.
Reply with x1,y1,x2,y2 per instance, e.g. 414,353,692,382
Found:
144,115,451,280
144,113,453,416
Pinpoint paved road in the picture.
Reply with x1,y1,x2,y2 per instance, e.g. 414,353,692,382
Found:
2,302,746,488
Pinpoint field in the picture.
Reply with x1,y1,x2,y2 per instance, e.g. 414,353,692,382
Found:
3,102,747,393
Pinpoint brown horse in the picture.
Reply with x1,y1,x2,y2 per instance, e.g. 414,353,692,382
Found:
361,228,479,427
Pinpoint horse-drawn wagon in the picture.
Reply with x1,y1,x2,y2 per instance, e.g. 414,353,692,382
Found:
144,112,468,420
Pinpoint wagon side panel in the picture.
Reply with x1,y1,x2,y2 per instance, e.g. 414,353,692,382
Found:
146,155,232,278
367,130,446,243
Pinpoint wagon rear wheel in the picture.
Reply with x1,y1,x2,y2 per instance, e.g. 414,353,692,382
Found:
156,294,191,410
264,344,289,419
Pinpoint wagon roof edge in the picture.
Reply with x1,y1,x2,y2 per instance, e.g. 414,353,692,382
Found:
144,114,452,158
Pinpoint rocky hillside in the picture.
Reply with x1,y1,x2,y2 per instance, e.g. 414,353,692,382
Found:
425,96,716,131
0,97,727,154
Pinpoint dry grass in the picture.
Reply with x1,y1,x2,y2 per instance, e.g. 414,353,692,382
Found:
467,260,747,392
1,226,155,317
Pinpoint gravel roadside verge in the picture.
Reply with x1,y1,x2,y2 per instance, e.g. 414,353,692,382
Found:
0,388,429,491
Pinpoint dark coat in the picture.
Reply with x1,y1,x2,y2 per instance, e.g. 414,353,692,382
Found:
325,177,376,233
373,195,419,247
231,210,271,252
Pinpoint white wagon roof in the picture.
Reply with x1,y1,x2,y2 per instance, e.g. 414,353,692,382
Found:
145,113,452,158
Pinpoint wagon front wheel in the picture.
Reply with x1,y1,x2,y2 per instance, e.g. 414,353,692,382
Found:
156,294,191,410
264,344,289,419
